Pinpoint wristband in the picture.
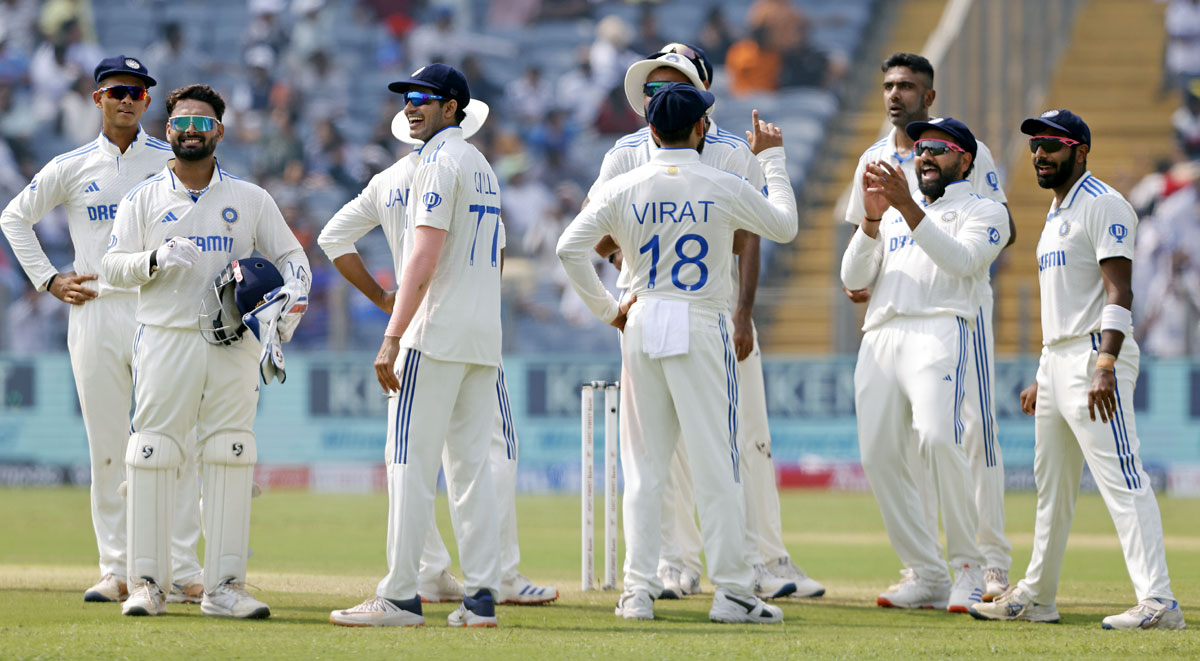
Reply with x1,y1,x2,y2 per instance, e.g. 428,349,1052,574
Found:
1096,352,1116,371
148,249,158,274
864,216,882,223
1101,304,1132,334
45,273,58,290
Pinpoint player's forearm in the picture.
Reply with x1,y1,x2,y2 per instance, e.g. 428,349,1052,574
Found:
754,147,798,243
1098,258,1134,359
385,228,445,338
333,253,389,308
735,231,760,317
101,249,155,287
594,234,618,259
0,212,57,290
840,227,881,291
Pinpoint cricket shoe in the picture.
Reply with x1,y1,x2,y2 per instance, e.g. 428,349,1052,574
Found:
449,590,498,627
122,579,166,616
84,573,127,603
709,587,783,624
680,567,703,595
968,586,1060,623
498,571,558,605
658,565,683,599
982,567,1009,602
1101,598,1186,630
887,568,916,592
330,595,424,627
769,557,826,598
201,578,270,619
615,589,654,620
947,564,985,613
753,563,796,600
877,575,950,609
166,582,204,604
419,569,464,603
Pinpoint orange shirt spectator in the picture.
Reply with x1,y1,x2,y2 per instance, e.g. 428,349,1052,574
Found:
726,30,780,97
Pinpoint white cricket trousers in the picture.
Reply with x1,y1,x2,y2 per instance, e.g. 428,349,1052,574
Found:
911,295,1011,570
418,364,522,581
1017,335,1174,604
855,315,984,582
658,330,790,577
620,305,755,597
68,294,201,583
377,350,501,601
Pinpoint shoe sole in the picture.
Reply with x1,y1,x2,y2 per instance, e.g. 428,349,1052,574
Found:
710,613,783,624
420,596,463,603
449,621,498,627
500,594,559,605
202,606,271,619
84,592,121,603
969,608,1060,624
122,607,163,616
330,616,425,627
877,597,947,609
757,583,797,600
659,589,680,600
791,588,825,598
948,605,973,613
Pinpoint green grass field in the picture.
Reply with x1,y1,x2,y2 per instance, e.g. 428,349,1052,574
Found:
2,488,1198,659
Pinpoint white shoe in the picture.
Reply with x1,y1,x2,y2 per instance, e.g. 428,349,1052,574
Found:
769,557,826,598
658,565,683,599
887,568,916,592
877,575,950,609
1101,599,1186,630
419,569,464,603
166,582,204,604
753,563,796,600
680,568,703,595
201,579,271,619
330,595,424,627
85,573,128,603
947,564,985,613
615,589,654,620
498,571,558,605
968,586,1060,623
983,567,1009,602
709,587,783,624
122,579,166,616
448,590,498,627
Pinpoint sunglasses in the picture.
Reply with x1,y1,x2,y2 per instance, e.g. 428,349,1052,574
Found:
98,85,148,101
913,139,966,157
168,115,220,132
1028,135,1081,153
404,91,444,107
643,81,675,97
650,43,709,83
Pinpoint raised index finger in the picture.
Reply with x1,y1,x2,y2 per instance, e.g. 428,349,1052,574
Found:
751,109,759,132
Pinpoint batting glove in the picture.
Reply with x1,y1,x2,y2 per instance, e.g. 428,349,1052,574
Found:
155,237,201,271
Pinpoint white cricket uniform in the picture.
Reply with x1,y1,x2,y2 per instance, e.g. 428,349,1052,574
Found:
845,128,1012,570
840,181,1008,582
102,161,309,592
318,151,525,584
588,122,792,579
373,126,503,602
1016,172,1174,604
559,146,798,596
0,129,203,585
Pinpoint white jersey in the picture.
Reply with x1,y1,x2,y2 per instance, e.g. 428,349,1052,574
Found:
0,129,173,295
318,152,419,276
841,181,1009,332
588,122,767,308
1035,172,1137,345
400,126,504,367
844,127,1006,226
558,147,796,322
102,161,310,330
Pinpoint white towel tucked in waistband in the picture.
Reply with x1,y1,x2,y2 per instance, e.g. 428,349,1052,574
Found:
640,298,690,359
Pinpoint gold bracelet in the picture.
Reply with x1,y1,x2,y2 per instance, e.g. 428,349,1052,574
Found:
1096,352,1116,371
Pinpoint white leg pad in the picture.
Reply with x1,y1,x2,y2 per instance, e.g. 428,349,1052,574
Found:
200,432,257,592
125,432,183,587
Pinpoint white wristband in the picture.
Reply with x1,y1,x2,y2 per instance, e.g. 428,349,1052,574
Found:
1101,304,1132,334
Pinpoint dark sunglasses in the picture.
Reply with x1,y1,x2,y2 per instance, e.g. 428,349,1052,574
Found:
168,115,220,132
98,85,148,101
1028,135,1080,153
643,81,674,97
914,139,966,157
404,91,444,107
649,43,708,83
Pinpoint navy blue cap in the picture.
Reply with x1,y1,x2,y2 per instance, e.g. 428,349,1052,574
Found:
232,257,284,316
93,55,156,87
646,82,714,133
388,63,470,107
905,116,978,159
1020,109,1091,147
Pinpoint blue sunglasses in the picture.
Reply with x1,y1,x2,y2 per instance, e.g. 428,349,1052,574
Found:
405,91,445,107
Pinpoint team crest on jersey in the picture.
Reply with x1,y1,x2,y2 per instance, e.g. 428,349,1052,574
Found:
422,191,442,212
941,210,958,223
221,207,239,224
988,227,1000,244
1058,219,1071,236
232,443,243,457
1108,223,1128,243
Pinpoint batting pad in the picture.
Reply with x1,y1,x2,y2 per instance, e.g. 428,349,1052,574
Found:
125,432,181,586
201,432,256,591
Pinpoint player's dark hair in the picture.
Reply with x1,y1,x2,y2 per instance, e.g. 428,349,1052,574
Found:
454,106,466,124
882,52,934,86
165,84,226,121
654,123,696,145
963,158,975,178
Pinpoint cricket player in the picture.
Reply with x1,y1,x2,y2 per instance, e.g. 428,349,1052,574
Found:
841,117,1008,612
589,42,822,602
969,110,1186,630
843,53,1014,600
331,63,504,628
102,83,310,618
0,55,204,605
558,82,798,623
317,101,556,605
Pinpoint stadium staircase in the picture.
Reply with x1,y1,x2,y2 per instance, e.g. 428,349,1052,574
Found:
765,0,950,353
991,0,1176,354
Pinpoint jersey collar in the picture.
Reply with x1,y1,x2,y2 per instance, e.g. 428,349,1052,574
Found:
919,179,971,208
1048,170,1095,217
650,147,701,165
96,126,146,157
416,125,463,154
164,157,227,195
887,127,915,165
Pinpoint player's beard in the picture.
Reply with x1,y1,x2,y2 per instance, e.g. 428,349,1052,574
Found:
696,132,706,155
1034,148,1076,189
917,159,961,200
171,134,217,162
